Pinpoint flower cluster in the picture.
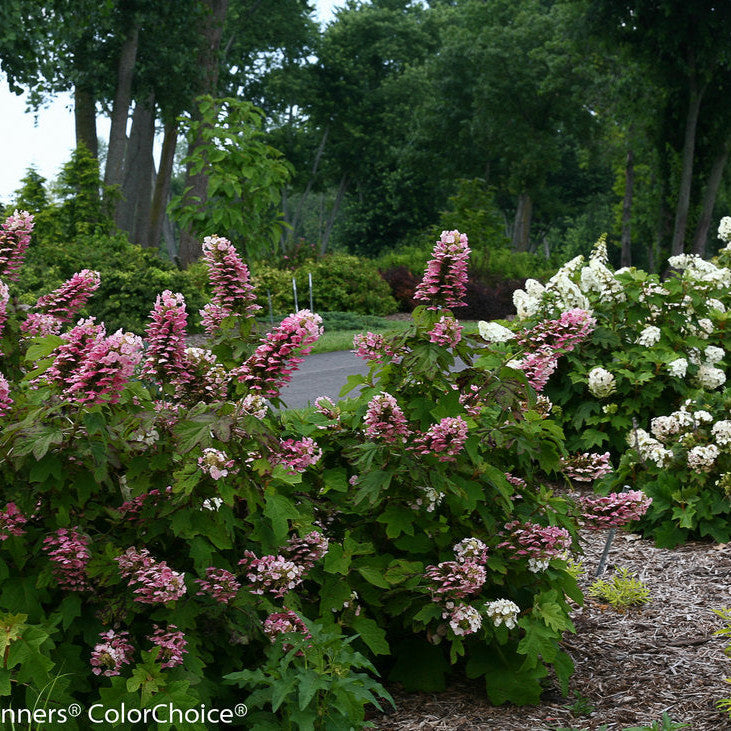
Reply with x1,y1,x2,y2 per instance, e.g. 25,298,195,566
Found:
21,312,63,338
485,599,520,629
147,625,187,668
0,372,11,417
628,428,673,468
635,324,661,347
510,347,558,392
414,416,468,462
175,347,229,404
0,210,34,281
282,531,329,571
719,216,731,244
410,485,444,513
263,611,311,646
198,448,237,480
192,566,241,604
697,363,726,390
667,357,688,378
235,310,323,398
687,444,720,472
424,560,486,599
478,320,515,343
274,437,322,474
497,521,571,572
515,308,596,355
363,392,410,443
587,367,615,398
115,547,187,604
141,290,189,384
413,230,470,309
561,452,612,482
428,316,463,347
43,527,92,591
442,602,482,637
453,537,488,564
90,630,135,677
353,331,401,364
0,279,8,343
199,235,260,334
238,551,305,598
31,269,101,325
117,486,172,522
235,393,269,420
579,490,652,528
0,503,27,540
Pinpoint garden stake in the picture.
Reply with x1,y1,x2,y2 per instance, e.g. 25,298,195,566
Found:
595,419,642,577
267,290,274,326
292,277,299,311
308,272,313,311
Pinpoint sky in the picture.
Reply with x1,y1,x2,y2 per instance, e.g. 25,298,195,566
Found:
0,0,344,204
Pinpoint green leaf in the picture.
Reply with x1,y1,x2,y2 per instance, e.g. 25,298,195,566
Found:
350,615,389,655
357,566,390,589
376,504,414,538
297,669,323,711
264,492,299,543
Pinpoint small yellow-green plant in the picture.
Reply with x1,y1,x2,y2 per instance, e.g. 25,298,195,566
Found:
564,558,585,581
588,568,650,610
713,607,731,717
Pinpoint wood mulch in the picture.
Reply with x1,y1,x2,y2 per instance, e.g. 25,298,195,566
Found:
375,528,731,731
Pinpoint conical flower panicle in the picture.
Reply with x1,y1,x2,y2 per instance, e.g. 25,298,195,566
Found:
142,290,189,384
0,210,34,281
413,230,470,310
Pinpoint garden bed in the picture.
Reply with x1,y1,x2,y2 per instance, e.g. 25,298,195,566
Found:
377,528,731,731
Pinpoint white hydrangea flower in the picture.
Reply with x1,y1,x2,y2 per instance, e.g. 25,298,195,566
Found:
629,428,673,468
546,272,592,311
590,235,609,264
580,260,626,303
697,318,714,338
688,348,701,365
478,320,515,342
548,254,584,282
687,444,719,472
635,325,661,347
485,599,520,630
694,409,713,425
527,557,550,573
718,216,731,244
708,298,726,313
667,358,688,378
506,358,524,369
712,420,731,448
524,279,546,298
697,364,726,390
670,408,695,430
705,346,725,364
588,367,616,398
444,603,483,637
650,415,681,442
410,485,443,513
512,289,541,320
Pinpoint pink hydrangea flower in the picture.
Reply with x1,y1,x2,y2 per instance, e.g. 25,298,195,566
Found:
263,610,311,648
199,235,260,334
497,520,572,572
424,560,486,599
513,346,559,392
561,452,613,482
238,551,305,598
0,210,34,281
516,309,596,354
413,230,470,310
234,310,323,398
43,527,92,591
115,547,186,604
31,269,101,323
428,316,463,347
0,372,12,417
20,312,64,338
142,290,189,384
352,331,401,364
147,625,188,668
90,630,135,677
452,537,488,564
0,503,27,540
198,448,237,480
282,531,329,571
117,487,172,522
0,279,9,348
195,567,241,604
579,490,652,529
414,416,468,462
175,347,228,404
274,437,322,474
363,392,411,443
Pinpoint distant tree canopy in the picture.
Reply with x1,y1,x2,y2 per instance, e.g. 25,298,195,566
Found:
1,0,729,270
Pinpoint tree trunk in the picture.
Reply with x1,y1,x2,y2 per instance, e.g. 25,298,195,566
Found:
320,174,348,256
104,24,139,190
74,86,98,158
116,94,156,239
692,130,731,256
512,193,532,252
670,64,705,256
291,126,329,240
621,148,634,267
146,120,178,249
178,0,229,267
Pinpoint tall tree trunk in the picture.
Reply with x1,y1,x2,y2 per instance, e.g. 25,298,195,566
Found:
621,147,634,267
116,94,155,238
512,193,532,252
145,120,178,249
320,174,348,256
178,0,229,267
104,24,139,191
692,130,731,256
74,86,98,158
670,63,705,256
291,126,329,240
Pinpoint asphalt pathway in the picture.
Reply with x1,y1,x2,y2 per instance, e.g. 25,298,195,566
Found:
279,350,370,409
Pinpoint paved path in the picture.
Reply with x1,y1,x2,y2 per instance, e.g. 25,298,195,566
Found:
279,350,370,409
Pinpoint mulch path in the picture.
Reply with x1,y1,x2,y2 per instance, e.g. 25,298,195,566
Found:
375,528,731,731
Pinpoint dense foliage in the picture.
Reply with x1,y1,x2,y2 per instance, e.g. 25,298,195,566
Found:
0,218,657,726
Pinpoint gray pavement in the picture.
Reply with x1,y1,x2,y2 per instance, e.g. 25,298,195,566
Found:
279,350,370,409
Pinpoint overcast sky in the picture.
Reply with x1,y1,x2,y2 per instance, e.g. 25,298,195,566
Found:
0,0,343,204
